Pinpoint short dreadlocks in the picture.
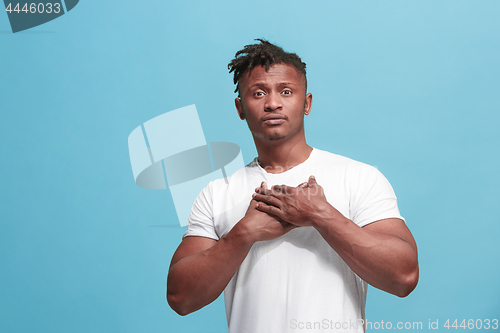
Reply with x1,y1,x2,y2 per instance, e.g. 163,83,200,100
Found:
228,39,307,96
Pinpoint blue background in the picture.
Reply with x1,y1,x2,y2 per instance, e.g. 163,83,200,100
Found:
1,1,499,332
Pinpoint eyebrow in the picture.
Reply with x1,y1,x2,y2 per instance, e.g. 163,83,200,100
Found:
250,82,297,88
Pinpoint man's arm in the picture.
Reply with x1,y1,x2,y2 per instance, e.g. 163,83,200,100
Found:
253,176,419,297
166,230,250,316
314,216,418,297
167,195,297,316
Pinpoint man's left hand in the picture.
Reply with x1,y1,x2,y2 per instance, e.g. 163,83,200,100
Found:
252,176,335,227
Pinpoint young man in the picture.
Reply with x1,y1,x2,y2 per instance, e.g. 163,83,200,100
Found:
167,39,418,333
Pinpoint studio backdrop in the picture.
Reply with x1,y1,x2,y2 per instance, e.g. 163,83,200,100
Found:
1,1,499,332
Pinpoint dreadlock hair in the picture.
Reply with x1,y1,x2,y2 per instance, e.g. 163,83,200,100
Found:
228,39,307,96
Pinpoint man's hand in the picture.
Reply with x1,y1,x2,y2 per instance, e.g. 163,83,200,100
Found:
252,175,418,297
252,176,342,227
238,182,298,242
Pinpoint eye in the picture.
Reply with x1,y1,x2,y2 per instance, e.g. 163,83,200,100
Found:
254,91,265,97
282,89,292,95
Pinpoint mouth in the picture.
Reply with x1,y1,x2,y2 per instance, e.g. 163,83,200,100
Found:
262,114,287,125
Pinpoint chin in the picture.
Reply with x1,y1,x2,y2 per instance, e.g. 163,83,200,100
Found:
267,136,285,141
266,134,286,141
252,129,286,142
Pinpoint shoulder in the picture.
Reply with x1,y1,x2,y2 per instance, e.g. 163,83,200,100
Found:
312,148,379,175
311,148,391,196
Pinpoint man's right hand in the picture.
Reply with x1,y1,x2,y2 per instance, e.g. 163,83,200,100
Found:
167,182,298,316
237,182,299,243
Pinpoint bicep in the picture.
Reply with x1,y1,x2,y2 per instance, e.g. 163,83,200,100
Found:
169,236,218,269
362,218,418,254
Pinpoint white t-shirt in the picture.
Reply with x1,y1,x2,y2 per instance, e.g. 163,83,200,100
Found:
183,148,404,333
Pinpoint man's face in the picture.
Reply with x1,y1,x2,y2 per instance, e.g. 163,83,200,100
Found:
235,63,312,143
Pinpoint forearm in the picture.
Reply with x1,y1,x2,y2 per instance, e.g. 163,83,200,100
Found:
167,225,253,315
313,206,418,297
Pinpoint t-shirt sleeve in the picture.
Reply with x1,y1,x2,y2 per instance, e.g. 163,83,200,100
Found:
349,165,405,228
182,181,220,241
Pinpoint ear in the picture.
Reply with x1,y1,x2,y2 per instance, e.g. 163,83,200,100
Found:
235,97,246,120
304,93,313,115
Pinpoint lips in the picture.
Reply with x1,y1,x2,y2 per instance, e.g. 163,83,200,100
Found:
262,114,287,125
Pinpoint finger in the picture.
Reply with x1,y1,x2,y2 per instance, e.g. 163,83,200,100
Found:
255,187,274,196
252,193,282,208
272,184,292,195
308,175,318,186
255,181,267,193
257,186,285,197
255,202,282,217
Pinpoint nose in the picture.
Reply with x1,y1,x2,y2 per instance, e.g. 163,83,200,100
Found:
264,92,282,111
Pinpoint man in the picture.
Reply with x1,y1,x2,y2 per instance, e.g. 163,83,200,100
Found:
167,39,418,333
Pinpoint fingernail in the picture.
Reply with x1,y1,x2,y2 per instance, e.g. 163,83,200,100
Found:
252,193,256,198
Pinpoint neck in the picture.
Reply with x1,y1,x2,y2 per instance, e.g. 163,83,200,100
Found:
254,133,312,174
